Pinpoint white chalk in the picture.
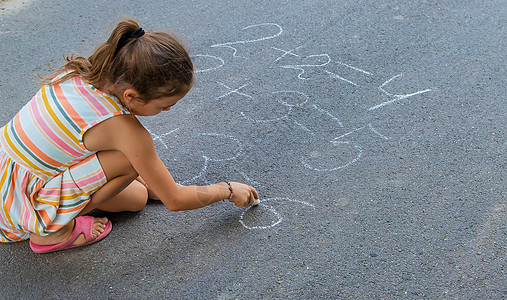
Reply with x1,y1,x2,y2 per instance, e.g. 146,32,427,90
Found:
252,198,260,206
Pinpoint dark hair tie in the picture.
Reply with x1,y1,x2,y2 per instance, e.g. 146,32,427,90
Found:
115,27,145,56
131,28,145,38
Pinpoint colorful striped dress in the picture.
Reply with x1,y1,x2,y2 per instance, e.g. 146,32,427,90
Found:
0,75,130,242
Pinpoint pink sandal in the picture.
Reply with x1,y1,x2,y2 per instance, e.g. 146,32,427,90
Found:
29,216,112,253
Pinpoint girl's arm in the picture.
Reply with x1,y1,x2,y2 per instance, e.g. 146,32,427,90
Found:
84,115,258,211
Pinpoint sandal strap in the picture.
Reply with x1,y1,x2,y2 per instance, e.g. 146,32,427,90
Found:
73,216,95,243
56,216,94,247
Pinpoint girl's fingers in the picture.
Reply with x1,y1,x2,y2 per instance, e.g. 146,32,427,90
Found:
228,183,259,207
250,186,259,200
246,192,254,207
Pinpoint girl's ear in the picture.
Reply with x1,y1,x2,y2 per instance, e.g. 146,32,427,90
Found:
122,88,142,102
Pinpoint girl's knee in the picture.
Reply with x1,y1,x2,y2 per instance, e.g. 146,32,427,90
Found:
125,180,148,212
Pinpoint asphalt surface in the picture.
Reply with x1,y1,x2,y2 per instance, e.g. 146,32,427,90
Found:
0,0,505,299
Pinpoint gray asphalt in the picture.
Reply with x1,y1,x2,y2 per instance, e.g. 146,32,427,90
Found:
0,0,505,299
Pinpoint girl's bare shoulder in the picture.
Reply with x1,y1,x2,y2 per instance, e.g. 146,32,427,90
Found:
82,114,150,152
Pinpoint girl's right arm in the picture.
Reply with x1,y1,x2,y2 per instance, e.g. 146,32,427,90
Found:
84,115,258,211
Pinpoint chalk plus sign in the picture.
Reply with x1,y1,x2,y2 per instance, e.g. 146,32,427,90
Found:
271,45,303,62
216,82,253,99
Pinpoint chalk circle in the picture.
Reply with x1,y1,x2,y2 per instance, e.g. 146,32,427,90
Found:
240,202,283,230
152,131,243,185
178,133,243,185
179,156,209,185
301,141,363,172
239,197,316,230
272,90,309,107
191,54,225,73
237,23,283,44
197,133,243,162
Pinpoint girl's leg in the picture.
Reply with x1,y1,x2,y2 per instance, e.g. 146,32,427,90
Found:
29,150,147,246
78,150,147,215
135,176,160,200
94,179,148,212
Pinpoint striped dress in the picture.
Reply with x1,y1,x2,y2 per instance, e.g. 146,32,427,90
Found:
0,75,130,242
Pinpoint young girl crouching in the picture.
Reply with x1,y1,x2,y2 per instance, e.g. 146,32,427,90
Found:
0,18,258,253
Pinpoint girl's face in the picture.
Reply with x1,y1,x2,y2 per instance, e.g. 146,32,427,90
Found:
121,89,189,116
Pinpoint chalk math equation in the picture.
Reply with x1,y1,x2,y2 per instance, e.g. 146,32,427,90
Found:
147,23,432,230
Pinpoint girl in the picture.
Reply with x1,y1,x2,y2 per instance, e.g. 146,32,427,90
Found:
0,18,258,253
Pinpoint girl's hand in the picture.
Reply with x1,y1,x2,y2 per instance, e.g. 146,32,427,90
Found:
227,182,259,208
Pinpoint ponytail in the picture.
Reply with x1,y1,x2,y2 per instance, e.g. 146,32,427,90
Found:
86,19,142,88
41,18,194,101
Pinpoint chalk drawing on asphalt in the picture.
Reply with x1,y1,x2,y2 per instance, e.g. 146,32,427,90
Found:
211,23,283,58
191,54,225,73
148,22,433,229
369,73,432,111
147,126,315,230
239,198,316,230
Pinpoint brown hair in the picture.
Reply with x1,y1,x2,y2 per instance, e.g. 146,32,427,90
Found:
42,18,194,101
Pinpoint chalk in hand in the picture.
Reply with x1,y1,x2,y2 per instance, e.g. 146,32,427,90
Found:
252,198,260,206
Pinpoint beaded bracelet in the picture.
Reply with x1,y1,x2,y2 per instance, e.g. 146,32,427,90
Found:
224,180,234,201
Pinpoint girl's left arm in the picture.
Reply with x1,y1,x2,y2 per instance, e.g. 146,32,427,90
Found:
90,115,257,211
